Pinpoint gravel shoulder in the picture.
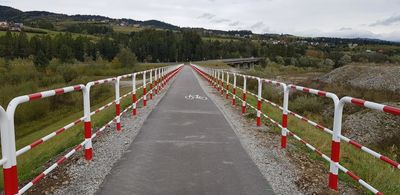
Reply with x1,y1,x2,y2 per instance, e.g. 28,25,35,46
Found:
27,78,175,195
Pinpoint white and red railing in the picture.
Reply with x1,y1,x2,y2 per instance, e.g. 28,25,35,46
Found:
191,64,399,195
0,64,184,195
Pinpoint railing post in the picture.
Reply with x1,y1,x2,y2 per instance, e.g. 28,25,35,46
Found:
132,73,137,116
154,68,158,95
143,71,147,107
281,85,289,148
207,68,212,85
226,73,230,99
233,73,236,106
164,67,167,87
257,78,262,126
82,86,93,160
329,98,342,191
161,68,164,89
158,67,164,91
161,67,165,89
221,71,225,96
115,77,121,131
149,69,153,100
213,70,217,89
242,75,247,114
157,68,160,92
216,71,220,91
1,106,18,195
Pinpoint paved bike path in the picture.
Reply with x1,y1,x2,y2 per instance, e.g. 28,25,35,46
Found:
97,66,274,195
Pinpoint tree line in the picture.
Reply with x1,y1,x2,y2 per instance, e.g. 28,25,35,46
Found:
0,29,290,66
1,29,399,70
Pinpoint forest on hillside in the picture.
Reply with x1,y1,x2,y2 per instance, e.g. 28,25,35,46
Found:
2,29,400,70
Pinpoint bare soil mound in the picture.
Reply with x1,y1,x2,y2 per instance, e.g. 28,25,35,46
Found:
319,64,400,92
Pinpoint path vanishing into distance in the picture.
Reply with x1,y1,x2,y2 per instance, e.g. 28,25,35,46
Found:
97,66,274,195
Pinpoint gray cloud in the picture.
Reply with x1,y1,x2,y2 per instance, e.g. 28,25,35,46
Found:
211,18,230,23
262,27,271,33
250,21,264,29
229,21,239,26
197,13,216,20
339,27,352,31
370,15,400,26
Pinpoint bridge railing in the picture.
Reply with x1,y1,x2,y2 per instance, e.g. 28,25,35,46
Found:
191,64,399,194
0,64,184,194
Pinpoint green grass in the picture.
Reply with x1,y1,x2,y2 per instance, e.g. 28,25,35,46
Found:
216,79,400,194
202,36,239,42
193,61,230,69
0,27,98,39
113,25,143,33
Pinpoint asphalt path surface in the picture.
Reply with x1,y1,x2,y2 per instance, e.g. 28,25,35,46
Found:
97,66,274,195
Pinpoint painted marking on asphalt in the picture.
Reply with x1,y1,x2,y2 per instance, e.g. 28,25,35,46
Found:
185,94,208,101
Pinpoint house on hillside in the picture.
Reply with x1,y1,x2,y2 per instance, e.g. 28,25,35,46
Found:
0,21,23,31
9,22,23,31
348,43,358,49
0,21,9,30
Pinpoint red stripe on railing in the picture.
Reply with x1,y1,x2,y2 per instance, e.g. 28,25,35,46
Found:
351,98,366,107
56,156,67,164
28,93,42,101
346,171,361,181
31,173,45,185
383,105,400,115
75,144,83,151
30,139,44,148
55,88,64,95
315,124,324,130
349,140,362,149
317,91,327,97
55,127,66,135
315,149,323,156
380,155,399,168
73,85,82,91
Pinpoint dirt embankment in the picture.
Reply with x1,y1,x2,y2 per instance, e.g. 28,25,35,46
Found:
319,64,400,150
342,105,400,146
319,64,400,93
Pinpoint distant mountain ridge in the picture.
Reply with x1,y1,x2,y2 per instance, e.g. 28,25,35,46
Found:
0,5,180,30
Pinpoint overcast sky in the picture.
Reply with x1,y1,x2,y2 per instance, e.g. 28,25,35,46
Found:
2,0,400,41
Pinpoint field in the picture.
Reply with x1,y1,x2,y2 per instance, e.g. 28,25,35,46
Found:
112,25,143,33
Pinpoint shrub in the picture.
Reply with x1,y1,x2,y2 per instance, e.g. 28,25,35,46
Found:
57,66,78,83
289,95,325,115
275,56,285,65
33,50,49,71
113,48,138,68
337,54,352,67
